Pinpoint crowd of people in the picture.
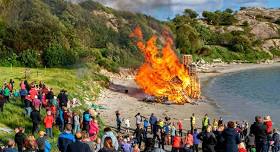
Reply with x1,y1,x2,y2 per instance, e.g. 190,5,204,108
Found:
0,79,279,152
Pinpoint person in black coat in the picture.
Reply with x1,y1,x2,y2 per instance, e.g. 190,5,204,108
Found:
14,127,26,152
250,116,267,152
30,108,41,134
133,124,144,148
66,132,91,152
272,129,280,152
199,126,217,152
0,94,5,112
222,121,241,152
214,125,225,152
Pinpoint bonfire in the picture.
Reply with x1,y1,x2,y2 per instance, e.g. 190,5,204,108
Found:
130,26,200,104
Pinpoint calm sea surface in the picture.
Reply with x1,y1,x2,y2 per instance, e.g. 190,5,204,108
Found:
204,67,280,127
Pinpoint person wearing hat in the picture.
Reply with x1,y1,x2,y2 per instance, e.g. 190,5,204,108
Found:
66,132,91,152
36,131,51,152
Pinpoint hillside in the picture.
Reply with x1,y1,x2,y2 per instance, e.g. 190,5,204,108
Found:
167,7,280,63
1,1,280,69
0,0,168,71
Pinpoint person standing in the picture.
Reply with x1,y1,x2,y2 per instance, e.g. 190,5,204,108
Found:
115,111,122,133
264,116,273,152
37,131,46,152
172,132,182,152
272,129,280,152
214,125,225,152
73,112,81,134
83,109,91,133
250,116,267,152
101,127,119,151
66,132,91,152
184,131,193,149
30,108,41,135
202,114,210,132
193,129,200,152
171,123,176,144
223,121,241,152
199,125,217,152
149,113,157,133
190,113,196,133
3,85,10,102
0,94,5,112
14,127,26,152
58,124,75,152
44,111,54,138
89,117,99,141
177,120,183,137
135,113,142,126
133,124,144,148
143,118,149,139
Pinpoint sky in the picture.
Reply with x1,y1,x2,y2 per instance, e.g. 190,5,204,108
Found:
91,0,280,20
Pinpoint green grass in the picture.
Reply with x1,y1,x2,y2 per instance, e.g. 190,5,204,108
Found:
0,66,109,151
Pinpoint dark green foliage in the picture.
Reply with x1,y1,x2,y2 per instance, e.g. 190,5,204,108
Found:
19,49,41,67
43,43,78,67
0,0,165,70
270,48,280,57
202,10,236,25
175,24,202,54
224,8,233,14
183,9,198,19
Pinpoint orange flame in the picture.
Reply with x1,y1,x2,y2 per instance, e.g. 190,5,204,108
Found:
131,26,200,104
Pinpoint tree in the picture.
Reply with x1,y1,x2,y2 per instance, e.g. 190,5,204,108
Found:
202,11,220,25
224,8,233,14
175,24,202,54
183,9,198,19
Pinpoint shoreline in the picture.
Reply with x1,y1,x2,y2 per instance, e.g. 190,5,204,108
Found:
198,62,280,120
97,62,280,130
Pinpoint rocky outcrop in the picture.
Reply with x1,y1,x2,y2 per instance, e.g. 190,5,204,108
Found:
262,39,280,51
250,22,279,40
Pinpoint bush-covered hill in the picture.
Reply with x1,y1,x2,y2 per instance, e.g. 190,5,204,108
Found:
167,7,280,63
0,0,168,71
1,0,280,69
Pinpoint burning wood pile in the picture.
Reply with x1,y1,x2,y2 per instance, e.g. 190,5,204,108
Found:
130,27,200,104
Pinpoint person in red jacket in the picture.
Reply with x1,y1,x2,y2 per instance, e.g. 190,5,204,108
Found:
29,87,38,100
177,120,183,137
238,142,247,152
264,116,273,134
44,110,54,138
172,132,182,152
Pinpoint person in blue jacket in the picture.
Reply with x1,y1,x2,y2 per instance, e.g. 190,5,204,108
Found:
58,124,75,152
193,129,200,152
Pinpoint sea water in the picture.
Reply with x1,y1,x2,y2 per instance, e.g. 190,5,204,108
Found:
204,67,280,127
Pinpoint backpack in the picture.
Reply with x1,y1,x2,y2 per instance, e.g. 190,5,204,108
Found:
20,89,27,96
84,113,91,122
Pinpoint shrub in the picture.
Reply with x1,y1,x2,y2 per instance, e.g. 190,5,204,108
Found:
19,49,41,67
270,48,280,57
43,43,78,67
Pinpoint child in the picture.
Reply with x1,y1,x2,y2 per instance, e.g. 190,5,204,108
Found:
193,129,200,152
124,118,130,133
238,142,247,152
44,111,54,138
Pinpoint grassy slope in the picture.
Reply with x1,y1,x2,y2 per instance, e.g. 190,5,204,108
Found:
0,66,107,151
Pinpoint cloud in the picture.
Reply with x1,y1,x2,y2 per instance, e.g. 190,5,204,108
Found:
86,0,270,19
